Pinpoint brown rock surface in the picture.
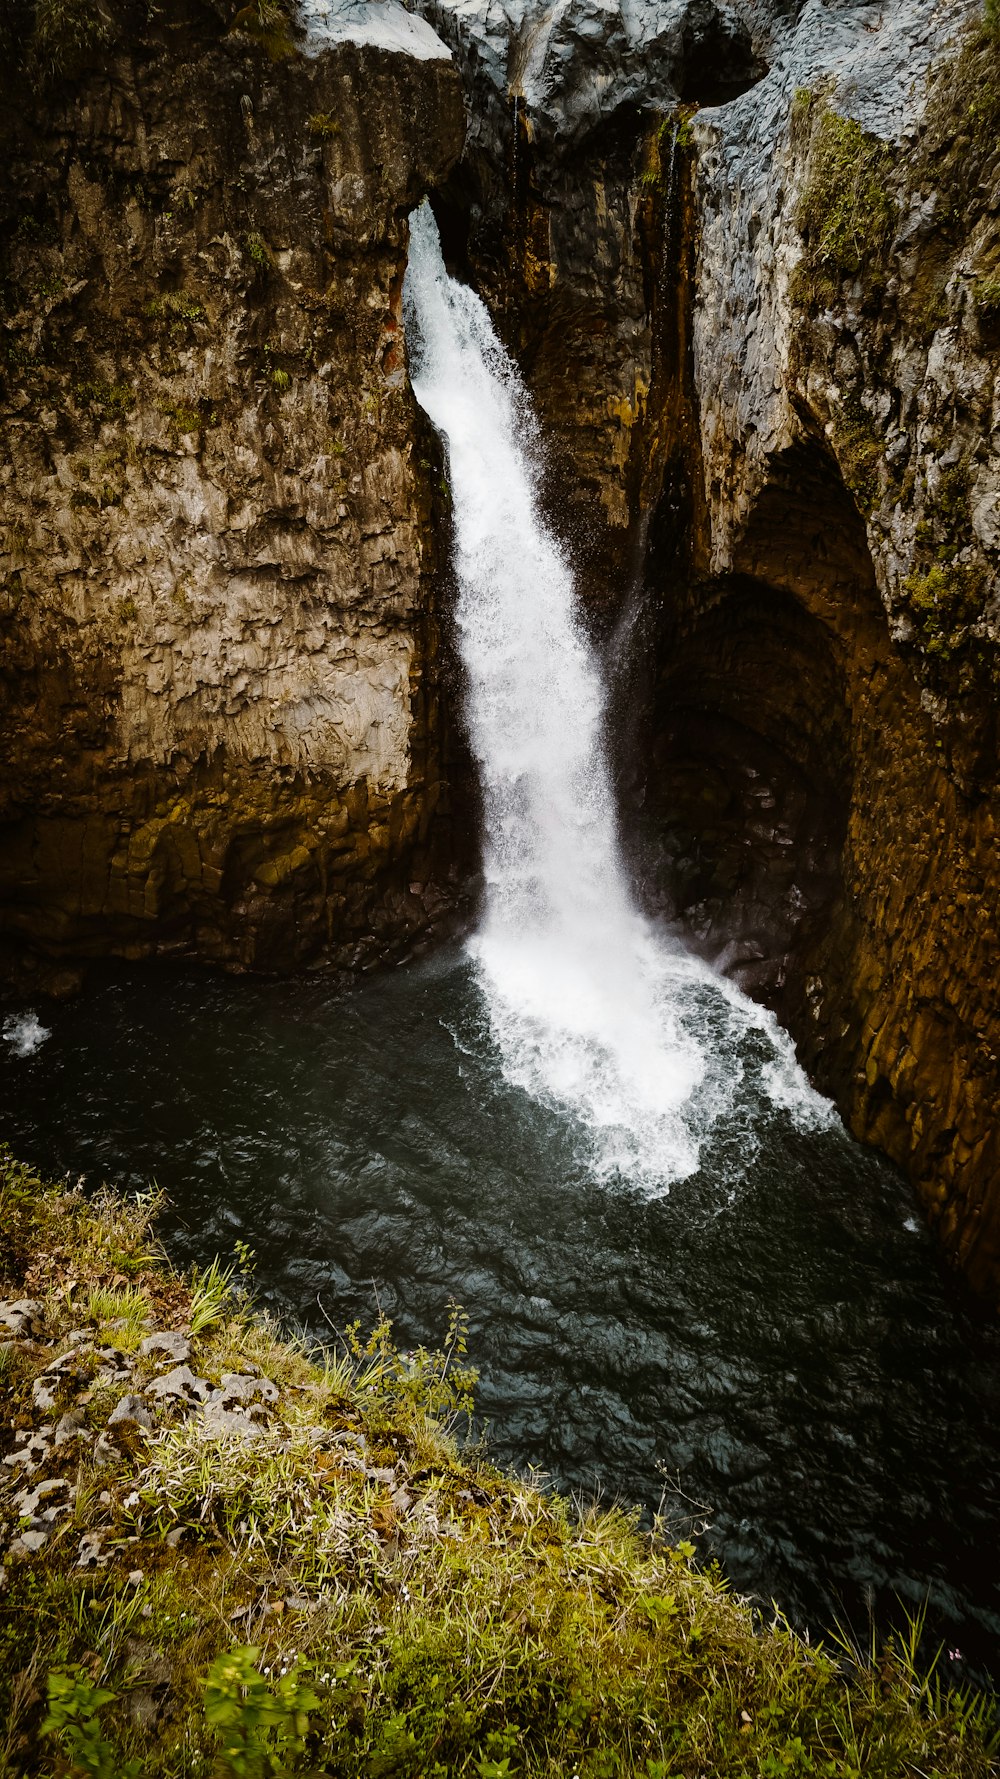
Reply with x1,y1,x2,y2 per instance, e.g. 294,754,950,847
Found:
0,3,465,981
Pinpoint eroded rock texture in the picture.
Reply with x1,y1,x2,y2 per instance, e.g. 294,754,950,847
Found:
0,0,464,984
687,0,1000,1294
3,0,1000,1295
412,0,1000,1294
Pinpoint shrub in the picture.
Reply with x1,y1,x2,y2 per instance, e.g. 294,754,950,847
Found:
29,0,117,81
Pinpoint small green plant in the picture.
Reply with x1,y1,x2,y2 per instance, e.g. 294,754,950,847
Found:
86,1281,148,1328
832,398,885,513
203,1645,320,1777
230,0,297,61
29,0,117,82
244,231,272,270
41,1667,141,1779
974,273,1000,322
986,0,999,36
271,367,291,391
74,379,135,419
145,292,204,324
158,401,203,437
344,1301,479,1434
307,111,340,137
190,1256,234,1334
900,562,986,660
795,104,896,288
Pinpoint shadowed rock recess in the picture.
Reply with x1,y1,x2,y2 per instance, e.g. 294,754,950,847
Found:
3,0,1000,1296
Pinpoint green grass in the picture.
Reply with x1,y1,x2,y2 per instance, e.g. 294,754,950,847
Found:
0,1149,996,1778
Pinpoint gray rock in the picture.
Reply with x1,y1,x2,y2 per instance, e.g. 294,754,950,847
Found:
43,1346,92,1375
0,1299,45,1338
31,1376,59,1412
108,1393,154,1431
365,1466,397,1486
8,1528,50,1557
145,1365,212,1406
3,1429,51,1476
213,1372,279,1407
195,1402,265,1441
93,1433,122,1469
54,1410,91,1447
14,1477,72,1520
76,1531,110,1570
139,1331,192,1365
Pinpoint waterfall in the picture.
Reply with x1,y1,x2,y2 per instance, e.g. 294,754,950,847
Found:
403,202,832,1185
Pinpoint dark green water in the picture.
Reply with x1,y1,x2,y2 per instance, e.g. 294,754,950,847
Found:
3,946,999,1675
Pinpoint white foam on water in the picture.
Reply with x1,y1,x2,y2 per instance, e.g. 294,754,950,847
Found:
403,203,835,1187
3,1012,51,1058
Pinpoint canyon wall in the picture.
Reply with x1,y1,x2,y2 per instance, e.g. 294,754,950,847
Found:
416,0,1000,1295
688,0,1000,1295
0,0,464,988
3,0,999,1295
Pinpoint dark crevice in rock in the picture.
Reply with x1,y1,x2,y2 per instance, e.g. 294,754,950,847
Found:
676,1,769,106
634,579,849,1006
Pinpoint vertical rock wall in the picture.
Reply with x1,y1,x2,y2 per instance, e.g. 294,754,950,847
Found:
407,0,1000,1297
685,0,1000,1293
0,3,465,985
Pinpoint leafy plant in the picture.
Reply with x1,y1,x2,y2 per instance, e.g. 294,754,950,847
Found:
41,1667,141,1778
28,0,117,82
230,1,297,62
344,1300,479,1434
795,103,896,288
244,231,272,270
203,1645,320,1776
190,1256,234,1334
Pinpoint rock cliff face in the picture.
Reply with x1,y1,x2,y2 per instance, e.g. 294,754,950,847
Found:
4,0,1000,1294
680,0,1000,1296
0,0,464,985
410,0,1000,1294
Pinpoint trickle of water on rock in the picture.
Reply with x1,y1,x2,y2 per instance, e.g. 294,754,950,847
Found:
403,202,834,1189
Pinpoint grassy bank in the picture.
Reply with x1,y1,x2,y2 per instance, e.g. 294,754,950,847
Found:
0,1149,995,1777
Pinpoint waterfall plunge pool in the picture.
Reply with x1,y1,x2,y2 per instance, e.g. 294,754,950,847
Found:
3,947,999,1677
4,204,998,1680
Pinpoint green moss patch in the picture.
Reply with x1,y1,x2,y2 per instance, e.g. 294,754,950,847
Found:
794,103,896,306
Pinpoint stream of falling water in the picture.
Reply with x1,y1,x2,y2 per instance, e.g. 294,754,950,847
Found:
403,202,834,1185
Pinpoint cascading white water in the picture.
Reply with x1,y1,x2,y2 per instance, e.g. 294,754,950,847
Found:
403,202,833,1185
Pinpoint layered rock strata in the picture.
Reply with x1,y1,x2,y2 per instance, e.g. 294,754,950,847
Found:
0,0,464,985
